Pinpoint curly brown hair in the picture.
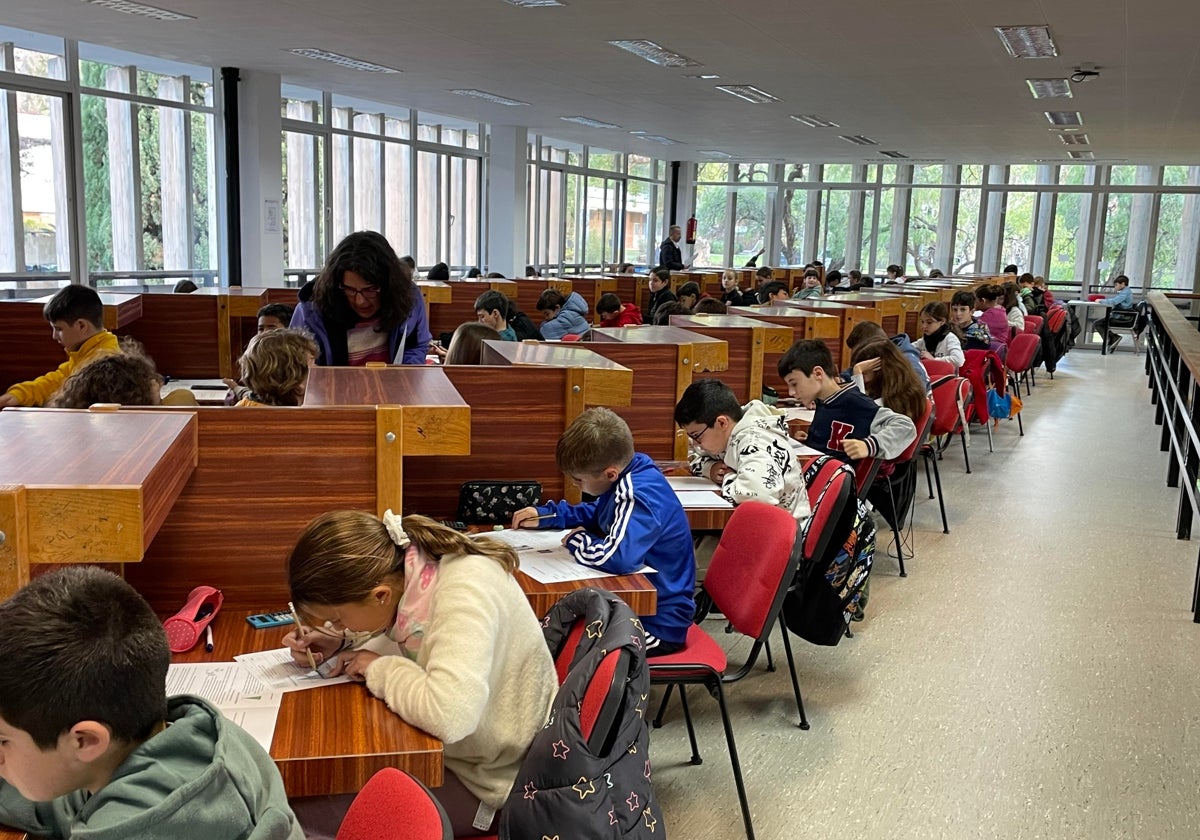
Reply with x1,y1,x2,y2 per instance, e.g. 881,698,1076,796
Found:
238,328,318,406
48,340,160,408
311,231,417,332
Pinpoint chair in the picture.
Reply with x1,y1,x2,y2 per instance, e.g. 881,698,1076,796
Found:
649,502,804,840
869,399,935,577
1006,332,1041,399
921,357,956,379
919,377,965,535
853,455,882,498
336,768,451,840
1022,314,1044,335
1105,306,1141,353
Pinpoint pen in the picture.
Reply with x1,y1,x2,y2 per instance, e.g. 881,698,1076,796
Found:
288,601,318,672
517,513,558,528
204,625,214,653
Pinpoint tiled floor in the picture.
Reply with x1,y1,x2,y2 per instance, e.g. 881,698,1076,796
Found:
652,347,1200,840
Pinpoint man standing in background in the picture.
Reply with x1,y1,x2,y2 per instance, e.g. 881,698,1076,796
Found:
659,225,688,271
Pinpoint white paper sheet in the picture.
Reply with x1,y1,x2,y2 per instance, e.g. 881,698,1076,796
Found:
666,475,721,491
674,490,734,509
165,663,282,751
233,648,354,693
489,528,656,583
784,407,816,422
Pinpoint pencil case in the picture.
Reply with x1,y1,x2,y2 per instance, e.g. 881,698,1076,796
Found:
457,481,542,525
163,585,224,653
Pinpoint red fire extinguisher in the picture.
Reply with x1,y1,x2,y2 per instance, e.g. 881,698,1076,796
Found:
685,216,697,245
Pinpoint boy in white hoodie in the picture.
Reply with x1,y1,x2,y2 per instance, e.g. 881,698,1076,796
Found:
674,379,812,521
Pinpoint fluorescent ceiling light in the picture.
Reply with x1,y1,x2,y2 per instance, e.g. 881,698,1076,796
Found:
1068,150,1095,160
450,89,528,106
608,40,700,68
790,114,840,128
630,132,679,145
1045,110,1083,126
995,25,1058,58
1027,78,1072,98
699,150,733,159
686,73,721,80
715,84,779,104
288,49,400,73
503,0,565,6
879,150,908,159
839,134,879,146
560,115,620,129
82,0,193,19
1048,126,1085,133
1059,133,1090,146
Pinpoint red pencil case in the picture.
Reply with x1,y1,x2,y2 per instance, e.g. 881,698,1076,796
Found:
163,586,223,653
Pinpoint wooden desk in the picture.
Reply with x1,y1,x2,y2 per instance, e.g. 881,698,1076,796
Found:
557,276,618,322
304,366,472,456
127,292,224,379
730,305,843,383
479,340,632,406
173,610,442,795
589,325,728,373
517,571,657,618
428,279,518,337
609,273,648,313
31,291,144,331
0,295,144,387
823,292,907,337
855,287,927,335
667,313,792,403
0,408,197,598
416,280,453,306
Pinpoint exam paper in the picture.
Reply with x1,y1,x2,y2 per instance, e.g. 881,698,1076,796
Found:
488,528,656,583
674,490,734,509
165,662,281,751
233,648,354,693
666,475,722,491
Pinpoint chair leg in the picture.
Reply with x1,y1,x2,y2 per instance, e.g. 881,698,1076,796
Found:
886,481,907,577
712,680,756,840
763,637,775,672
652,683,675,728
1029,367,1037,388
778,621,810,731
930,450,949,534
959,429,972,473
677,686,703,766
924,450,935,499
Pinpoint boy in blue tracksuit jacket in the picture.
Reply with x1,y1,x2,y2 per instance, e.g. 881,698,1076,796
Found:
512,408,695,655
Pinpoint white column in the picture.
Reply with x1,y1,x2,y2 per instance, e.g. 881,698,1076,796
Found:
1176,167,1200,291
981,165,1007,272
1124,165,1157,285
105,66,139,272
933,165,958,274
158,76,190,271
485,124,527,278
890,165,912,268
1030,165,1057,278
237,70,283,285
676,161,697,265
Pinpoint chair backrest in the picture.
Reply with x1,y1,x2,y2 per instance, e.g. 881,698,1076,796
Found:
553,619,587,684
705,501,802,641
894,399,934,464
1006,333,1040,372
853,456,882,496
1022,314,1044,334
1046,306,1067,334
579,648,630,754
929,376,967,436
921,357,955,378
800,457,854,567
336,768,452,840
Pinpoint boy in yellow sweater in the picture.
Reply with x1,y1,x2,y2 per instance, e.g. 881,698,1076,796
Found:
0,285,119,407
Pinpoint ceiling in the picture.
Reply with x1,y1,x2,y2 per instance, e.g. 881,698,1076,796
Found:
4,0,1200,165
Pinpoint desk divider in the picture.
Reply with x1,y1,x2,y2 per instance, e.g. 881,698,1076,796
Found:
0,486,30,601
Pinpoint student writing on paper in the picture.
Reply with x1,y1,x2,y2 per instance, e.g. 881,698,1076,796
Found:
282,510,555,838
0,567,302,839
511,408,696,657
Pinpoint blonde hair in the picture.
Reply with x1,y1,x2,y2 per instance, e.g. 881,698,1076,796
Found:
444,322,500,365
238,328,317,406
288,511,518,610
555,407,634,475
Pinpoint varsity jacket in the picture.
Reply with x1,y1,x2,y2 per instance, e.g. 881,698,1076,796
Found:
500,589,664,840
291,280,430,365
689,400,812,520
534,453,696,645
807,385,917,464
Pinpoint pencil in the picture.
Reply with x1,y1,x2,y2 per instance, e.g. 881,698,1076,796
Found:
288,601,318,672
517,513,558,528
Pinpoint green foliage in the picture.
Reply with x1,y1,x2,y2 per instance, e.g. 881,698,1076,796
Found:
79,64,113,274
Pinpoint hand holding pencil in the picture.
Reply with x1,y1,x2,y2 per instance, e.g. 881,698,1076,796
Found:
511,507,555,530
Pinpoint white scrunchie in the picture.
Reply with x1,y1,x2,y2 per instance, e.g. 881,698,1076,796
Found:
382,509,411,548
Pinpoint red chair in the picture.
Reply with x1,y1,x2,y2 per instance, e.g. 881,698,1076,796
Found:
650,502,803,840
921,357,956,378
871,399,935,577
1022,314,1044,335
1006,332,1041,403
561,333,582,341
853,455,882,498
336,768,451,840
922,376,969,532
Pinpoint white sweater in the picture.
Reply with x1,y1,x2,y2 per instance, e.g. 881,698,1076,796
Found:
914,332,965,370
365,553,556,808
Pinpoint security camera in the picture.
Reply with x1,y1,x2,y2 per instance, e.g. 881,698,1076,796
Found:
1070,63,1100,83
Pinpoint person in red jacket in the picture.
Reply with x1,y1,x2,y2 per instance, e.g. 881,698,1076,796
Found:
596,292,643,327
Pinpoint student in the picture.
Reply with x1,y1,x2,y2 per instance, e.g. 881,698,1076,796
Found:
1093,274,1135,351
172,279,198,293
291,231,431,366
465,267,482,278
777,340,916,464
644,267,677,321
427,262,451,281
1033,275,1056,309
793,269,823,300
653,301,691,325
843,321,929,390
399,255,418,279
950,290,992,351
753,266,774,296
1003,263,1019,276
743,247,766,268
675,281,701,311
596,292,643,326
1017,273,1039,314
503,298,542,341
484,271,506,279
284,510,556,837
443,322,500,365
524,264,541,278
758,280,792,305
535,289,590,340
474,290,517,341
0,285,120,408
720,270,755,307
235,328,318,406
1002,282,1026,332
883,264,907,284
48,346,163,408
616,262,636,274
694,297,728,314
674,379,811,519
928,269,945,279
256,302,293,334
0,566,302,838
914,301,966,370
975,284,1011,355
512,408,695,656
849,340,927,427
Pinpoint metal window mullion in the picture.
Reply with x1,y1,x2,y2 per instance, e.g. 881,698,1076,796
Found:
181,75,195,270
2,63,25,276
63,39,87,285
322,92,334,259
78,85,212,116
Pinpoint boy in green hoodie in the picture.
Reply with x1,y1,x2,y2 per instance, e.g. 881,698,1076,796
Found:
0,567,303,840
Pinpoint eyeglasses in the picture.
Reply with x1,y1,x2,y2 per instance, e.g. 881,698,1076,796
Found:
686,425,710,443
340,283,381,301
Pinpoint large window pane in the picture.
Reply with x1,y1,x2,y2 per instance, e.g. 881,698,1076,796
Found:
416,151,438,265
1152,194,1184,287
11,90,71,274
907,187,939,275
874,187,895,271
731,187,771,266
384,124,410,257
817,189,850,269
952,188,981,273
1049,193,1082,284
1100,191,1132,283
1001,192,1035,272
282,130,324,271
779,164,808,265
694,185,728,266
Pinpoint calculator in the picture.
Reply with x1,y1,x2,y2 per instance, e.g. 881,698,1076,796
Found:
246,611,295,629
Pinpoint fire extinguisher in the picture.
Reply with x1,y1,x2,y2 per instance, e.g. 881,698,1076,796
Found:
685,216,697,245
